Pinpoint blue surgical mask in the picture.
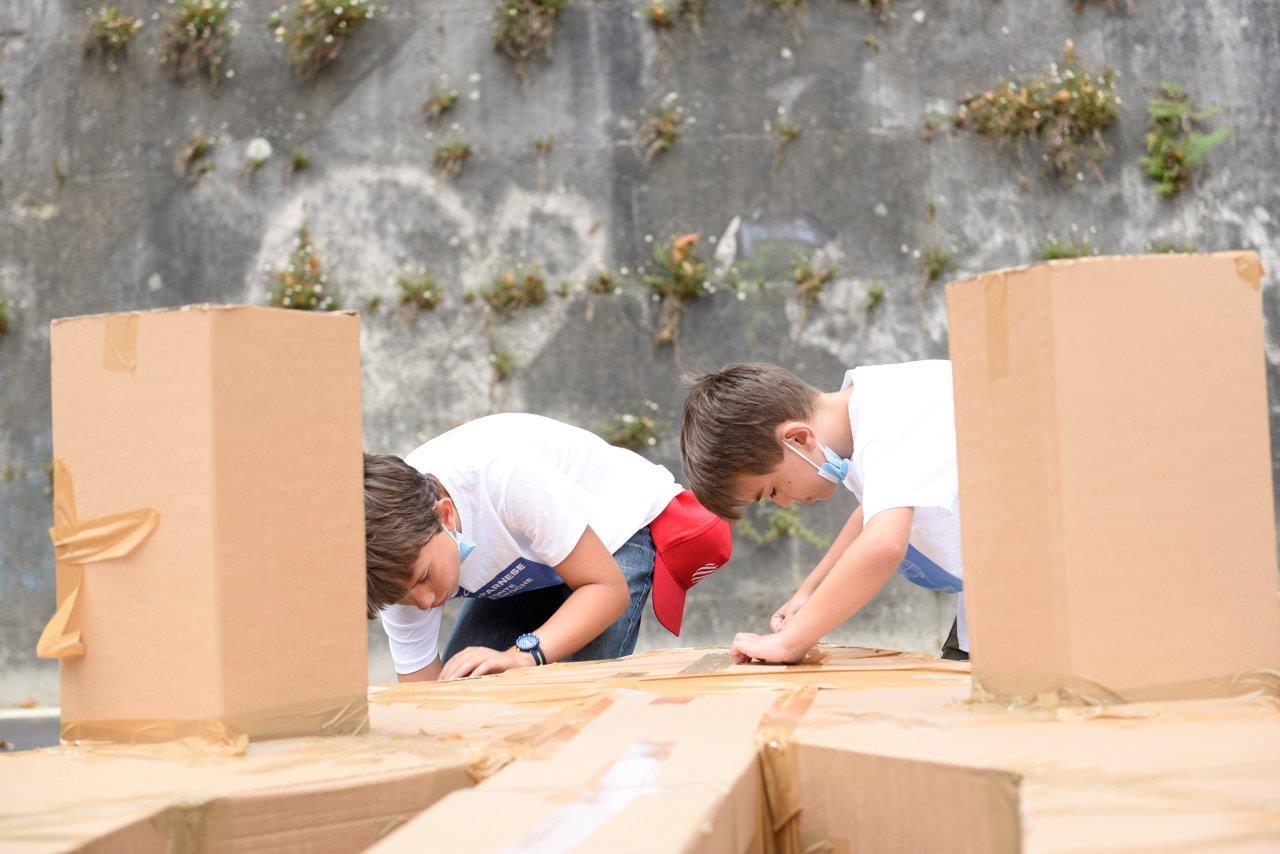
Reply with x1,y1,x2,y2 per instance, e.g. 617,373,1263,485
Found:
784,440,850,487
444,525,476,563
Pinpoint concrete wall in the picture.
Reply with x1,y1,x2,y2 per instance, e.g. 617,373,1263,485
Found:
1,0,1277,700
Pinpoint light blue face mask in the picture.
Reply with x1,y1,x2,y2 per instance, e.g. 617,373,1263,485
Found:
444,524,476,563
784,440,850,487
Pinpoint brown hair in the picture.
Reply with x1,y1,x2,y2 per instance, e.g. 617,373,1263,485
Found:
680,363,819,521
363,453,446,618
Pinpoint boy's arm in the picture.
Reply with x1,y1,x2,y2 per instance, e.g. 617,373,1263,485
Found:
733,507,912,664
439,526,628,679
398,657,443,682
771,506,864,631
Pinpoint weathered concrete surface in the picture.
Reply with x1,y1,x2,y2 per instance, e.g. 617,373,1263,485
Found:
1,0,1277,698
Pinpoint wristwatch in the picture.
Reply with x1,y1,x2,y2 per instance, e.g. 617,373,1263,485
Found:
515,633,546,666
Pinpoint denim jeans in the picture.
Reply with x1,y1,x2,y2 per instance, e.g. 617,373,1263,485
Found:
442,527,655,663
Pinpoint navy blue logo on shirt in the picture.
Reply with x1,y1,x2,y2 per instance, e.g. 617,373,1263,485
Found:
461,558,565,600
896,545,963,593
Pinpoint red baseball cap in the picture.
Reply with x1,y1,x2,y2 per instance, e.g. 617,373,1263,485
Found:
650,490,733,636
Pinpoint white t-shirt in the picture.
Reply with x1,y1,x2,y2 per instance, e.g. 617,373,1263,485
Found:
380,413,683,673
841,361,969,651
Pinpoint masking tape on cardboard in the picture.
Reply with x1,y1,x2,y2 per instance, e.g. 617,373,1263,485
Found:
982,272,1008,381
502,740,675,853
468,696,615,782
36,459,159,659
103,313,138,373
755,686,819,854
971,666,1280,709
61,692,370,753
1233,252,1263,293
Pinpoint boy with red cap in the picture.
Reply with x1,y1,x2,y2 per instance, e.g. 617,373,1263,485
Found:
365,413,730,681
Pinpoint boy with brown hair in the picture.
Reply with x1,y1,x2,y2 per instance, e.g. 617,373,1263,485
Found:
680,361,967,664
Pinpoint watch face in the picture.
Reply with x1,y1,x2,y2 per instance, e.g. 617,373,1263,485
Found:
516,634,536,651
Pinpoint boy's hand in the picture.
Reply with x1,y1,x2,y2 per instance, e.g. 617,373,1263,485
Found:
440,646,535,681
770,591,810,633
730,631,810,665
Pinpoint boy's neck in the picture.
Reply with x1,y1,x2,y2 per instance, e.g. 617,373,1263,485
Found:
812,387,855,459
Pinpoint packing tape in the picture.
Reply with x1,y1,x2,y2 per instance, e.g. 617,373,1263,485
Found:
468,696,615,782
502,740,675,852
61,692,370,753
982,272,1008,381
102,313,138,373
1233,251,1263,293
36,459,160,659
755,685,819,854
971,666,1280,709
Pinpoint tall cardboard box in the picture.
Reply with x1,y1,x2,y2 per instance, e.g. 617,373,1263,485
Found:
43,305,368,743
947,252,1280,702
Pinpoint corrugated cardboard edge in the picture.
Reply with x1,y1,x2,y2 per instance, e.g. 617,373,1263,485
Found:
50,304,359,327
944,250,1265,291
756,686,819,854
971,667,1280,708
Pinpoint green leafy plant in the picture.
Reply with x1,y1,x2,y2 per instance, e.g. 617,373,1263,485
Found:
267,225,340,310
920,244,954,284
493,0,566,74
533,135,554,155
490,345,515,382
423,87,458,122
865,281,884,312
290,147,310,173
82,6,143,72
175,135,216,183
397,266,443,312
482,265,548,315
793,258,835,309
159,0,238,93
1038,235,1093,260
433,138,473,177
1148,240,1195,254
644,233,709,347
636,98,684,165
0,296,12,335
268,0,378,83
600,403,662,450
736,502,828,550
771,118,803,168
952,41,1119,182
1140,81,1230,198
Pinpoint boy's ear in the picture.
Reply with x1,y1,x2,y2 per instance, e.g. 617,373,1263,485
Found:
434,496,456,529
777,421,817,449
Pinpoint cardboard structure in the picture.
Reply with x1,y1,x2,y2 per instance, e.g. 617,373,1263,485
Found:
4,647,1275,852
40,306,368,744
947,252,1280,703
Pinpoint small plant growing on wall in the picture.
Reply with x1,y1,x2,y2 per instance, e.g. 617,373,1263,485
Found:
771,116,803,169
159,0,239,94
482,265,548,315
1148,239,1195,254
267,225,340,310
0,295,12,335
1038,235,1093,260
952,40,1119,183
865,281,884,312
422,86,458,122
636,96,684,166
1140,81,1230,198
854,0,893,22
490,344,515,382
175,134,216,183
919,243,954,286
600,402,662,450
83,6,143,72
493,0,566,78
736,502,828,550
397,265,444,313
586,270,620,294
268,0,378,83
645,232,709,347
644,0,705,31
290,147,310,173
433,137,473,177
793,257,835,310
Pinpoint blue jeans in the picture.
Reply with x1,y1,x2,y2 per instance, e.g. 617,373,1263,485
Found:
443,527,655,663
